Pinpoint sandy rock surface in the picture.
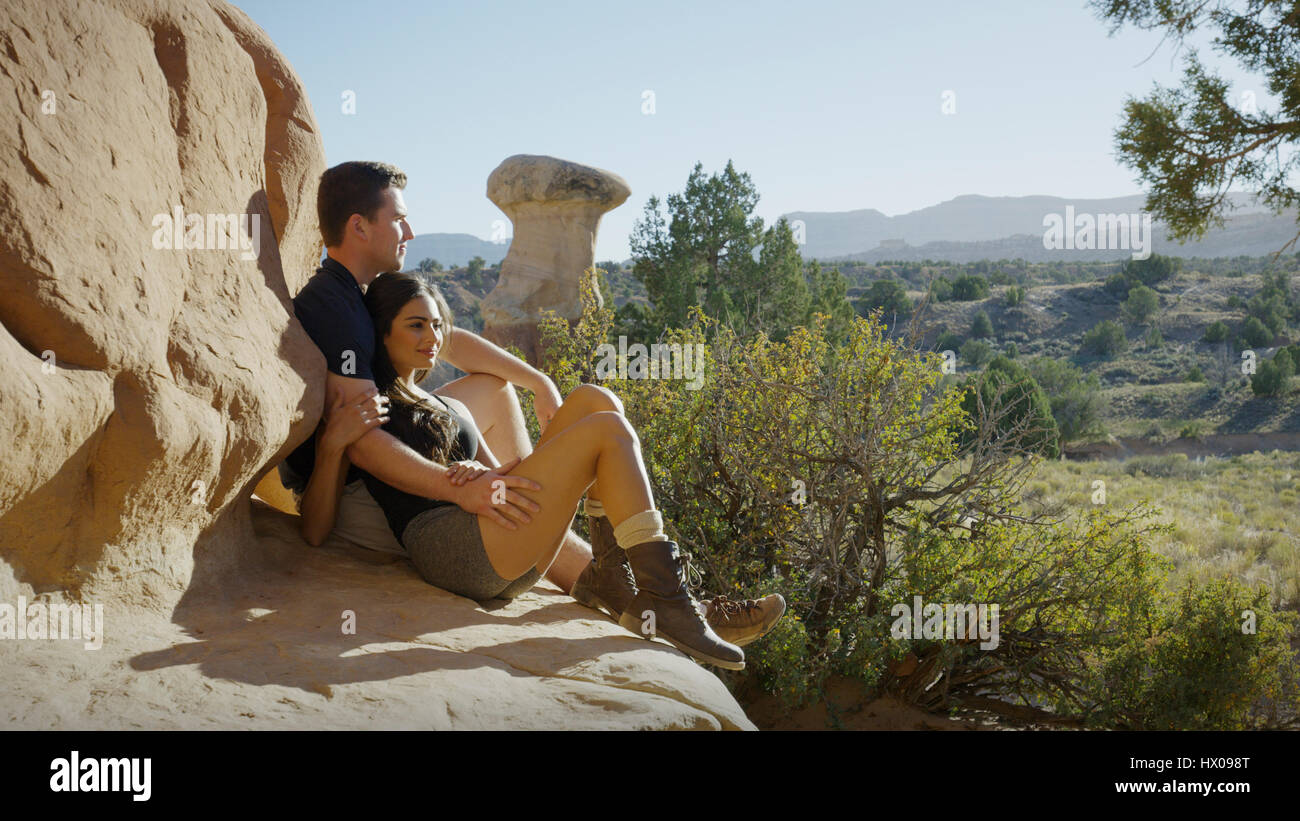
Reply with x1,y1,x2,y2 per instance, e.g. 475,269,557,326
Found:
1,503,754,730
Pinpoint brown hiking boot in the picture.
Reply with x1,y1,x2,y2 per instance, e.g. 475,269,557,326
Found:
568,514,636,621
699,594,787,647
618,540,745,670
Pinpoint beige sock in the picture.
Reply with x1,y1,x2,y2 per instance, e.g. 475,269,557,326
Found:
583,498,606,519
612,510,665,549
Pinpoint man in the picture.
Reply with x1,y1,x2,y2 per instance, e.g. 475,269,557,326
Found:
274,160,785,655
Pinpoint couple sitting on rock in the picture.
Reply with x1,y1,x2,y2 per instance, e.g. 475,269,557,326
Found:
275,160,785,669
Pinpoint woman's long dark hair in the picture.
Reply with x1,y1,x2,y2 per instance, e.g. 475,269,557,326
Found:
363,272,462,465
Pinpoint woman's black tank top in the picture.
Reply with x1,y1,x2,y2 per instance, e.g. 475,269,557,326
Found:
359,392,481,546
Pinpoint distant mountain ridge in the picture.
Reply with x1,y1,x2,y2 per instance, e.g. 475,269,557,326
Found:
399,232,510,270
783,192,1294,263
400,192,1299,270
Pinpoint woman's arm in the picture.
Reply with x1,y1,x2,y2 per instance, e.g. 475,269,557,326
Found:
299,438,350,547
299,387,390,546
440,328,563,432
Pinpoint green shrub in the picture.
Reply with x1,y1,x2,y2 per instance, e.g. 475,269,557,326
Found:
1185,364,1205,382
1082,320,1128,356
1203,321,1229,343
1085,577,1298,729
970,310,994,339
1123,253,1180,287
929,277,953,302
1105,273,1132,298
1250,360,1287,396
1124,285,1160,324
860,278,913,315
1242,316,1274,347
935,330,962,354
960,355,1059,458
951,274,990,301
959,338,995,368
1026,357,1105,443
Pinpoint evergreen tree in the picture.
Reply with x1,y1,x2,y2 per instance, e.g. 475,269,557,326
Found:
629,161,820,340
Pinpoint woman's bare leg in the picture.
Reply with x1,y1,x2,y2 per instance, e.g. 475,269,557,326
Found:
476,410,650,581
436,377,623,587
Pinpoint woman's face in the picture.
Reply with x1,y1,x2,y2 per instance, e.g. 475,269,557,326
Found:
383,294,444,376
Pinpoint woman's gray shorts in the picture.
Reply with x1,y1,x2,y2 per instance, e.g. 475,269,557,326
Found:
402,505,541,602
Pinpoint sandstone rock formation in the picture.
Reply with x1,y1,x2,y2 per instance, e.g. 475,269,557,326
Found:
481,155,631,362
0,0,325,611
0,0,753,729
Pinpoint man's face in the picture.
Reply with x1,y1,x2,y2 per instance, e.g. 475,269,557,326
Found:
362,186,414,276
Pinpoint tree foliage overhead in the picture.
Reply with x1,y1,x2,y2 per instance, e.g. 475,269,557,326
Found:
1091,0,1300,251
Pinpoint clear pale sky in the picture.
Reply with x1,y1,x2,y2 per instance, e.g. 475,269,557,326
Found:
232,0,1268,261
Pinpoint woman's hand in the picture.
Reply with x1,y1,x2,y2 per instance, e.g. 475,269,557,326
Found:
319,387,390,454
445,459,492,486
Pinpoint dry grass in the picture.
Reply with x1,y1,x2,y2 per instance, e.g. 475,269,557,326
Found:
1026,451,1300,610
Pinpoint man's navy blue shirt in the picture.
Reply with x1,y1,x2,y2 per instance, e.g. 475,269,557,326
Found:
283,256,376,487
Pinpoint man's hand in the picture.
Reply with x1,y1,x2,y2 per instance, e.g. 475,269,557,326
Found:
451,456,542,530
531,376,563,435
319,386,390,453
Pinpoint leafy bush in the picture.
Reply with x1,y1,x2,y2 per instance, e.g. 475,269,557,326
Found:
1123,254,1180,287
537,276,1299,728
935,330,962,354
1082,320,1128,356
929,276,953,302
951,274,990,301
960,356,1060,458
1185,364,1205,382
1026,357,1105,443
1124,285,1160,324
1085,577,1298,729
860,278,913,316
959,338,995,369
1242,316,1274,347
970,310,994,339
1004,284,1026,307
1202,321,1229,343
1105,273,1132,299
1251,349,1295,396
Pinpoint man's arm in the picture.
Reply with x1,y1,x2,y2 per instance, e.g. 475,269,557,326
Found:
330,371,540,529
327,372,465,499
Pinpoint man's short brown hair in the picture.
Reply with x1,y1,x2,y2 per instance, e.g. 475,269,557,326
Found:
317,161,408,247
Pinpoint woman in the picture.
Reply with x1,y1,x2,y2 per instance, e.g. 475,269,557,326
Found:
299,271,744,669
